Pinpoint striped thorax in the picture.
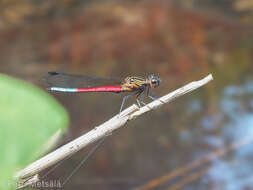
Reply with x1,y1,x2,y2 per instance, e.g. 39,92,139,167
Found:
121,74,161,92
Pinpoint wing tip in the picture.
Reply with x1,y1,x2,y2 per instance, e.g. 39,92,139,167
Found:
48,71,59,76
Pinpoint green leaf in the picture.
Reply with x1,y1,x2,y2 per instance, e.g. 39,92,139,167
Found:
0,74,69,189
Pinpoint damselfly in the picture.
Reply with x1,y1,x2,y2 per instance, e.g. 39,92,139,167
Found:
45,72,162,112
43,72,162,183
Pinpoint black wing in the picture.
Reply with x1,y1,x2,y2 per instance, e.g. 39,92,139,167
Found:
44,72,122,88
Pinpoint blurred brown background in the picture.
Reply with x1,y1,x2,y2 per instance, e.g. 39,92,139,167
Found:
0,0,253,189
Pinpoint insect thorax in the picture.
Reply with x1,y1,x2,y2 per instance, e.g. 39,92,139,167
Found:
121,76,147,91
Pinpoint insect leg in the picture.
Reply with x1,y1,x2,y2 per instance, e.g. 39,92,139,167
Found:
136,87,145,107
147,88,158,101
139,88,146,106
119,94,135,113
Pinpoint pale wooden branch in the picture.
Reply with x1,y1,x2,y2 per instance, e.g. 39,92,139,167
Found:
14,74,213,184
16,174,39,189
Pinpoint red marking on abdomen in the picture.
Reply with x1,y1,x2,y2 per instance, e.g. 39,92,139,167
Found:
77,86,122,92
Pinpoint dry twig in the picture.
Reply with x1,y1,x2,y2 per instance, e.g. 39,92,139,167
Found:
14,74,213,187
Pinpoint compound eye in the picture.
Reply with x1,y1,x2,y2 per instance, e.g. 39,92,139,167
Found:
151,79,156,84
